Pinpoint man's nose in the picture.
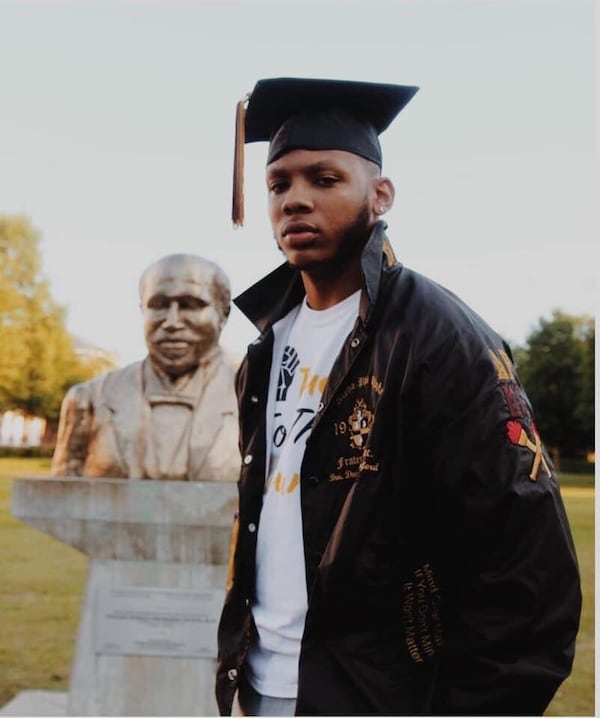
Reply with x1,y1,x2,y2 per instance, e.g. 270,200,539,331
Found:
163,300,183,328
282,183,313,214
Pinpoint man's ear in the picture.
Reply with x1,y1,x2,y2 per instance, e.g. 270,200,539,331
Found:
372,176,395,217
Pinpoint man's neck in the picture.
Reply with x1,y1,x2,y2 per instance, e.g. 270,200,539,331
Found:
301,261,363,310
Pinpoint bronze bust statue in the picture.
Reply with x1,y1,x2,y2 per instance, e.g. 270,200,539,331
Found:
51,254,240,481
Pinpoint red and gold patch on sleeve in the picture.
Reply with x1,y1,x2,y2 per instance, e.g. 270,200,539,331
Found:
489,349,552,481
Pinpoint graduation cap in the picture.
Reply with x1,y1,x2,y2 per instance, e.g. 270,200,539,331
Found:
232,77,419,227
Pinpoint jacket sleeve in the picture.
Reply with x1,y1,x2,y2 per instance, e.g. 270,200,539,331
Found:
50,382,94,477
413,334,582,716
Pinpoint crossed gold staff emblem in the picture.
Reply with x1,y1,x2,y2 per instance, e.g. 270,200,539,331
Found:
506,419,552,481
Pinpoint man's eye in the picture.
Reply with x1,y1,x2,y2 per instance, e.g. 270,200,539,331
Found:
269,181,288,193
315,176,337,187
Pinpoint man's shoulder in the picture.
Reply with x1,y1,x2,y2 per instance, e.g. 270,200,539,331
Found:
385,264,463,307
383,264,503,347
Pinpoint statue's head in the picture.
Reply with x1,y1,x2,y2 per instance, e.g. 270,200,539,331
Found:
139,254,231,379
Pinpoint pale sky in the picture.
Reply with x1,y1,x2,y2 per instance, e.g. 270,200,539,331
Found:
0,0,596,365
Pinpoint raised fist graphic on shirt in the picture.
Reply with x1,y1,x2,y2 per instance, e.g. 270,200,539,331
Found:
277,345,300,401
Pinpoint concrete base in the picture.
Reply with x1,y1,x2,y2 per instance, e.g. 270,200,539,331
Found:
0,691,67,716
11,477,237,717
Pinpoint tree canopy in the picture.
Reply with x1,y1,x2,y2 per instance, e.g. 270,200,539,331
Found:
0,214,114,425
515,310,595,457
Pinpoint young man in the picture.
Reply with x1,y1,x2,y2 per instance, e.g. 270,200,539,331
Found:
216,78,581,716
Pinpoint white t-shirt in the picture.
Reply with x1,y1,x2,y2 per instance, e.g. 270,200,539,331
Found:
246,289,361,698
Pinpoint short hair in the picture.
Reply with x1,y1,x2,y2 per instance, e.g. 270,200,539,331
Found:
139,254,231,321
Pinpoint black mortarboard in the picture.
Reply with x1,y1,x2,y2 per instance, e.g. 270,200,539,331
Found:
232,77,419,227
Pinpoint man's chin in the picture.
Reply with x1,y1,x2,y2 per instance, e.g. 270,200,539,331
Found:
286,257,319,272
285,250,331,273
286,253,350,278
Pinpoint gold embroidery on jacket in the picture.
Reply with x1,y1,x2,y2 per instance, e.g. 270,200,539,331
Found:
402,563,444,663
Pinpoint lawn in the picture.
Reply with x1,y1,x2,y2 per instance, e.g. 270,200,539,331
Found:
544,483,595,717
0,459,594,715
0,458,87,707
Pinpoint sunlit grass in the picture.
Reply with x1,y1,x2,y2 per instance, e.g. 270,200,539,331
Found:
0,459,593,714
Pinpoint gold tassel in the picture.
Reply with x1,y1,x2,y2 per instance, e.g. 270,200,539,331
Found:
232,94,249,228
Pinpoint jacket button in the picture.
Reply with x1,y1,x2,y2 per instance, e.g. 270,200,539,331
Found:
248,522,257,533
250,395,259,404
308,476,320,487
243,454,253,465
227,668,238,681
350,337,360,348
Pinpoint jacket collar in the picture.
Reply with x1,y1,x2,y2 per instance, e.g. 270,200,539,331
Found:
234,221,395,334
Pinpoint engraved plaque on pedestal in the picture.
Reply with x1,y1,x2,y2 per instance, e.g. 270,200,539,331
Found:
95,586,224,658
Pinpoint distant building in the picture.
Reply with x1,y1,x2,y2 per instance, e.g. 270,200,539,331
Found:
72,334,121,369
0,410,46,448
0,335,119,449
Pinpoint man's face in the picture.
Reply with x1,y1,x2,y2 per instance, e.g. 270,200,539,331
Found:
266,149,380,276
141,260,224,379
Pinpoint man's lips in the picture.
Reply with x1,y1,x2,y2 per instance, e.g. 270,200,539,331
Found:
282,221,319,245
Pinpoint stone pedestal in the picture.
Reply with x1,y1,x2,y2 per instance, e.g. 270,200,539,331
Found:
11,477,238,717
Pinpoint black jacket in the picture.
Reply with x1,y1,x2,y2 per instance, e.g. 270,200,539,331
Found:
216,223,581,716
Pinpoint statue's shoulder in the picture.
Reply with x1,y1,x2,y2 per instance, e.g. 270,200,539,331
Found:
206,355,238,415
211,353,238,389
66,361,143,406
218,356,237,379
98,361,144,401
215,349,239,377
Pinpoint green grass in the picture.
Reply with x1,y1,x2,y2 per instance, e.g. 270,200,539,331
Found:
545,483,595,717
0,459,594,714
0,458,87,706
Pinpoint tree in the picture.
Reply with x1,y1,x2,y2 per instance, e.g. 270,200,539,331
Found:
516,310,594,457
575,320,595,451
0,214,110,425
0,215,39,408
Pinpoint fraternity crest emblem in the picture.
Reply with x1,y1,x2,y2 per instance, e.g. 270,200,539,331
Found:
348,398,373,450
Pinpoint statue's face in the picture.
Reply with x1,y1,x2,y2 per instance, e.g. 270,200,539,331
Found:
141,259,225,379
